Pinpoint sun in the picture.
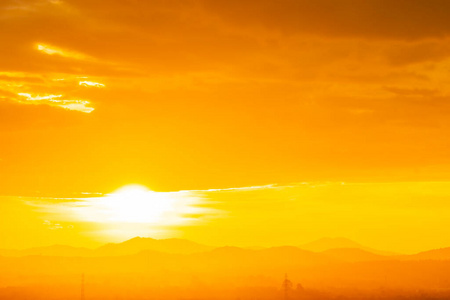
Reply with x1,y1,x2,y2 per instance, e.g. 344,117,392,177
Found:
98,184,178,224
38,184,211,241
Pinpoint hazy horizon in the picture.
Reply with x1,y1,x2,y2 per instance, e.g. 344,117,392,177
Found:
3,181,450,253
0,235,389,252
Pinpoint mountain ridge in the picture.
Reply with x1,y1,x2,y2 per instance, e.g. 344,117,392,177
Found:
299,237,398,256
2,236,447,260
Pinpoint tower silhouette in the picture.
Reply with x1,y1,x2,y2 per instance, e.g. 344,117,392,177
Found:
282,273,293,300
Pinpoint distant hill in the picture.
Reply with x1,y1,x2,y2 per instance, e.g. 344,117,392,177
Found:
206,246,252,257
5,237,443,260
95,237,214,256
4,245,450,296
0,237,213,257
402,247,450,260
3,238,450,299
257,246,336,265
322,247,389,262
244,246,267,250
198,245,333,265
299,237,397,256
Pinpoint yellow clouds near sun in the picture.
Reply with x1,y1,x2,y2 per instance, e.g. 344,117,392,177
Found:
17,92,94,113
0,42,104,113
0,39,106,113
79,81,105,88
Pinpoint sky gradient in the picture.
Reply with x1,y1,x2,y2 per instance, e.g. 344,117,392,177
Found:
2,0,450,253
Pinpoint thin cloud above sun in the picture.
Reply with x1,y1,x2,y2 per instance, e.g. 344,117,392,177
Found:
79,80,105,88
16,91,94,113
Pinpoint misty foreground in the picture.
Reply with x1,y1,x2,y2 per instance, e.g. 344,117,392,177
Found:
1,238,450,300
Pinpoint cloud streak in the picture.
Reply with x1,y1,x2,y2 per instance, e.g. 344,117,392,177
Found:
79,80,105,88
17,92,94,113
37,44,91,60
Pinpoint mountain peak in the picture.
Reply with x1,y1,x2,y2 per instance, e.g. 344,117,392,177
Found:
300,237,397,256
96,237,213,256
300,237,362,252
123,236,156,243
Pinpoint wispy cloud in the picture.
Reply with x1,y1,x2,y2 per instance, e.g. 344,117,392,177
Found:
185,184,278,193
2,0,62,12
43,219,66,230
37,44,91,60
17,92,94,113
79,81,105,88
0,73,98,113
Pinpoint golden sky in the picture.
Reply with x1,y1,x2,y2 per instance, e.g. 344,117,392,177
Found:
2,0,450,253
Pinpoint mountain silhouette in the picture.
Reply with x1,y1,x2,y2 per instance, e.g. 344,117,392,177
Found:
299,237,397,256
0,237,412,259
0,237,213,257
4,243,450,298
321,247,388,262
402,247,450,260
95,237,214,256
2,238,450,300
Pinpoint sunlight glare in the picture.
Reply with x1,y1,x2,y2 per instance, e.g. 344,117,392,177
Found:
98,185,186,224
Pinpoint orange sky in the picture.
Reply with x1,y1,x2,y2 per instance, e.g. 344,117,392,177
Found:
2,0,450,253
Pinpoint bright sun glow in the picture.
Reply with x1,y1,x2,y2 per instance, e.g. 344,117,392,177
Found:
100,185,179,224
30,184,217,240
66,183,213,227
